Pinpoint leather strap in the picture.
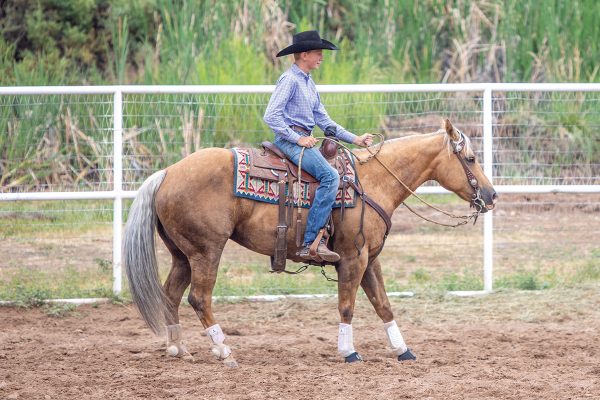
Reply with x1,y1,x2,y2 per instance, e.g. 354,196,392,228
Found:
261,141,286,159
290,125,310,134
452,149,479,192
271,178,288,272
340,179,347,220
309,229,325,262
345,179,392,237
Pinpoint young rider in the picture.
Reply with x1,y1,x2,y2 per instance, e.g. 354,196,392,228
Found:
264,30,373,262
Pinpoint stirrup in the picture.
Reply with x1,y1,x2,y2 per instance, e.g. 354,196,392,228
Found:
309,237,339,263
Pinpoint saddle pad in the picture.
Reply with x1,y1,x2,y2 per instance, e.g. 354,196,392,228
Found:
231,147,356,209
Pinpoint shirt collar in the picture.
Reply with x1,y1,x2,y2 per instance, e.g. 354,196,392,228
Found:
291,63,310,80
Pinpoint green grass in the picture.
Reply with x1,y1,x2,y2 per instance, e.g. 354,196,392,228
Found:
571,250,600,284
44,303,80,318
3,0,600,86
2,252,599,303
0,266,113,306
495,269,554,291
0,200,113,238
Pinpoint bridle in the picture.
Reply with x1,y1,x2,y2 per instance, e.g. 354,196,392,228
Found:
290,132,488,276
297,133,486,273
448,130,486,216
350,131,485,227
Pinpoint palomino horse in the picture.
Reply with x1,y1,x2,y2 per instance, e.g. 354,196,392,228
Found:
124,119,497,366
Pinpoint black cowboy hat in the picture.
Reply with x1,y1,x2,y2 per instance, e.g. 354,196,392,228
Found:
276,30,339,57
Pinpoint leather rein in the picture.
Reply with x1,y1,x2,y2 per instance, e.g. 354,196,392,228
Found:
302,132,484,261
323,131,484,236
362,132,484,227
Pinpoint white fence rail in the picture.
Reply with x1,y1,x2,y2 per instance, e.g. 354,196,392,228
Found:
1,83,599,296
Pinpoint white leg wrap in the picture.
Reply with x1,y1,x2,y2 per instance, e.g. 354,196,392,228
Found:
337,323,356,357
165,324,188,357
384,320,408,355
206,324,231,360
206,324,225,344
166,324,182,342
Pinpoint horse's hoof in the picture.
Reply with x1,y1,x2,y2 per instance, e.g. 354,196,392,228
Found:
344,352,363,363
223,356,238,368
181,352,195,363
166,345,193,361
398,348,416,361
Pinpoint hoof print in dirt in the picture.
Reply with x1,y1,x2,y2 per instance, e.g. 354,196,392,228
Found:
223,357,239,368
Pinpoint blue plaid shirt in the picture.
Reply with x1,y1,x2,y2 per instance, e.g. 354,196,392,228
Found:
264,63,357,144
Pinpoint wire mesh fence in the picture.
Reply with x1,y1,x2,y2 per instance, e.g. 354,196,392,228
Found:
493,91,600,185
1,86,599,300
0,94,114,192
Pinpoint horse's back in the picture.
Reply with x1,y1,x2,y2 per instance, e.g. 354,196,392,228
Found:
165,147,233,180
155,148,237,239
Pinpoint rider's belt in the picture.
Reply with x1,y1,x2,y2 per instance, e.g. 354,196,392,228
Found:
289,125,311,135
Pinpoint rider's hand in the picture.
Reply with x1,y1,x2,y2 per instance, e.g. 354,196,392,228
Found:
297,136,318,148
353,133,374,147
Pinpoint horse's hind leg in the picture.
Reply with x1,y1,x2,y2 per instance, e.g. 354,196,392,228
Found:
187,246,238,368
360,257,416,361
158,223,193,360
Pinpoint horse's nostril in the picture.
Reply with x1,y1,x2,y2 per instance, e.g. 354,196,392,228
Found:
492,192,498,202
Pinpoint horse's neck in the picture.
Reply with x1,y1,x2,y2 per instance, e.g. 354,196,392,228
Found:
355,133,443,213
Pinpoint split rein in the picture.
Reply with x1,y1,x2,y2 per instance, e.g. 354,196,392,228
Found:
288,133,482,279
314,133,483,228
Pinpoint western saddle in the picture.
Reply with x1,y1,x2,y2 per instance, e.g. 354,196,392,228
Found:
245,138,354,272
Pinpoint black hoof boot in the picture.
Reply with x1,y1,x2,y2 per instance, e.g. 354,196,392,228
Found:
398,348,416,361
344,352,363,363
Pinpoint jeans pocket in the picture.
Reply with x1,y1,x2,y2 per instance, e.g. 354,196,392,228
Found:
274,137,300,162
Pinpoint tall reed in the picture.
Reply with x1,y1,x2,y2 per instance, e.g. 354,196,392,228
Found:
1,0,599,191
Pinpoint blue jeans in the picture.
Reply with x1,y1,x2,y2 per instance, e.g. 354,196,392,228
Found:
274,137,340,246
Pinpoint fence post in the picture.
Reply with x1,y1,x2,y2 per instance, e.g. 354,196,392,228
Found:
483,87,494,292
113,90,123,295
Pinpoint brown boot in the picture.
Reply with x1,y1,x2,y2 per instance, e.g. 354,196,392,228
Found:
315,239,340,262
298,239,340,263
298,245,312,260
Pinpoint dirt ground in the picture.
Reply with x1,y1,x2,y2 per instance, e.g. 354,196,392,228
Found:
1,287,599,400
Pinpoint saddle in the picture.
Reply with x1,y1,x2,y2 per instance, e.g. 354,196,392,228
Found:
246,139,354,272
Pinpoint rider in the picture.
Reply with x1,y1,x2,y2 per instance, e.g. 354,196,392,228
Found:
264,30,373,262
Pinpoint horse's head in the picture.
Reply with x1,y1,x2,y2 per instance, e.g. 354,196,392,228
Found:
434,119,497,213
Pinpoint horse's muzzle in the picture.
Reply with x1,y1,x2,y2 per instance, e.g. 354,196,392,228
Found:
483,189,498,212
472,188,497,213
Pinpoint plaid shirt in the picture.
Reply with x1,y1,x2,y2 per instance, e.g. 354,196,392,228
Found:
264,63,357,144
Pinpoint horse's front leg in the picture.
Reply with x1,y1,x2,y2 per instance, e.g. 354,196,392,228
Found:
336,252,369,363
360,257,416,361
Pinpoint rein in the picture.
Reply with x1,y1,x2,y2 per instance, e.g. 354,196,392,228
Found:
300,136,392,260
318,133,482,228
289,131,484,277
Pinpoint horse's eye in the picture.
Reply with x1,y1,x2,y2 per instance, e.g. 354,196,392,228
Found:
466,156,476,163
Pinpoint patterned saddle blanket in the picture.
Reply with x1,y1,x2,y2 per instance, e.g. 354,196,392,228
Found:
231,143,357,209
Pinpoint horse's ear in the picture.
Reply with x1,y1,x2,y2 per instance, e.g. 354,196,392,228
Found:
444,118,460,141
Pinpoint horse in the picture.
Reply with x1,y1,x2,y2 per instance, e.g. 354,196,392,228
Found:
123,119,497,367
